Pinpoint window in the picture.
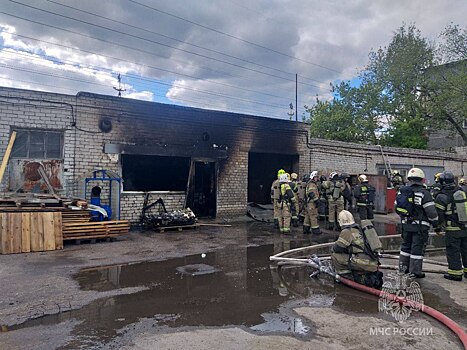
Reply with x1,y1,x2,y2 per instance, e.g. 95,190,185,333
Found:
122,154,190,191
463,120,467,129
11,129,64,159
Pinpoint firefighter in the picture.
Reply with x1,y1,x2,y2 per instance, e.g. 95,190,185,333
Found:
396,168,438,278
317,175,328,221
341,172,353,210
460,178,467,193
431,172,443,199
277,173,296,234
353,174,376,221
331,210,383,289
322,171,345,230
271,169,286,229
391,171,405,190
297,174,310,222
289,173,300,227
434,171,467,281
303,171,321,235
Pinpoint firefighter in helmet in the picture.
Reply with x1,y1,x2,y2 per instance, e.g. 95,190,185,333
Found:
353,174,376,220
289,172,300,227
271,169,286,229
303,171,321,235
277,173,296,234
322,171,345,230
396,168,438,278
331,210,383,289
431,172,443,199
434,171,467,281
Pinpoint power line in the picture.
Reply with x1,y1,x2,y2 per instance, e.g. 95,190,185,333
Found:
128,0,341,73
44,0,326,85
0,63,290,111
2,3,323,90
5,34,294,102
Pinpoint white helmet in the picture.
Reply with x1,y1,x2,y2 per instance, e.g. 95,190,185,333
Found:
330,171,338,180
338,210,355,227
407,167,425,180
279,174,289,182
310,171,319,180
358,174,368,183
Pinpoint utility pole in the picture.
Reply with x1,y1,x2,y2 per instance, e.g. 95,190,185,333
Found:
113,73,126,97
295,74,298,121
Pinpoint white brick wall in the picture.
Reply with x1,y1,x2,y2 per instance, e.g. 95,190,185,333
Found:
1,87,466,222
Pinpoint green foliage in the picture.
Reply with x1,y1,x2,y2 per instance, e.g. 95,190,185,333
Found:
305,23,466,149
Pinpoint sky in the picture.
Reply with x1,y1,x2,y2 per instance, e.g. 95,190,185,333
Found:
0,0,465,120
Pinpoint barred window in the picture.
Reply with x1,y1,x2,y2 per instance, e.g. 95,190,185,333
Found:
11,129,64,159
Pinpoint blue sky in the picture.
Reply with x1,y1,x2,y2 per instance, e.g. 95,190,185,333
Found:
0,0,465,119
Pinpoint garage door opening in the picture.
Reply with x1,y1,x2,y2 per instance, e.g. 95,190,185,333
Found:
122,154,190,191
186,161,217,218
248,152,299,204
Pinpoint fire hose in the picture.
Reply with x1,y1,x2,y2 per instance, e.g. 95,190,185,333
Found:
270,240,467,349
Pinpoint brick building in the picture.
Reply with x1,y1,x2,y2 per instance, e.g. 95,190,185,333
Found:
0,87,465,222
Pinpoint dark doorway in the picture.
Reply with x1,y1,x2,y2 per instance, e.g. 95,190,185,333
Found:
121,154,190,191
248,152,299,204
187,161,216,218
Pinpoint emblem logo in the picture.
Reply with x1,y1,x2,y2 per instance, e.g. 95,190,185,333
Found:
378,272,423,322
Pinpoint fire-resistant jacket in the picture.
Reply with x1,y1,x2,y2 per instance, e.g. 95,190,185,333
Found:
353,183,375,207
400,182,438,232
332,225,379,274
435,183,465,232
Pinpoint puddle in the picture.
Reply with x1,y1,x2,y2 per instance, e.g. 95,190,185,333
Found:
7,222,461,349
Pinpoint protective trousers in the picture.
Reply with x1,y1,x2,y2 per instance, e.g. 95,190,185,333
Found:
328,199,344,224
303,201,319,233
273,199,279,228
277,201,291,233
399,229,428,275
445,230,467,277
358,205,374,220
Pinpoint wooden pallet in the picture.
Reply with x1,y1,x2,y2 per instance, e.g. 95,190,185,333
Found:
62,220,130,240
61,209,91,224
154,224,197,233
0,211,63,254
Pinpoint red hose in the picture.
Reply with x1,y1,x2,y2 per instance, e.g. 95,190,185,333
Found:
339,276,467,350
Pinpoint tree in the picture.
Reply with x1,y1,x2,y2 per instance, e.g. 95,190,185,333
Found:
307,25,433,148
306,24,465,149
422,24,467,146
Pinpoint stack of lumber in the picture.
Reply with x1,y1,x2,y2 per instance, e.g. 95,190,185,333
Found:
62,220,130,241
61,209,91,224
0,211,63,254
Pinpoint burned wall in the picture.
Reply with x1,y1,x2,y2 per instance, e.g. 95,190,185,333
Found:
1,87,464,224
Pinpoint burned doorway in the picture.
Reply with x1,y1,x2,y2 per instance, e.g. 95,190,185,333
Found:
186,161,217,218
248,152,299,204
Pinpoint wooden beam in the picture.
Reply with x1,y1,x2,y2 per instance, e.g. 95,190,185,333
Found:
0,131,17,185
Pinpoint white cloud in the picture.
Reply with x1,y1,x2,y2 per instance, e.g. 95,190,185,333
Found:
0,0,465,117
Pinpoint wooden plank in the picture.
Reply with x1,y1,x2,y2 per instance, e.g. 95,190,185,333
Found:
63,233,122,241
11,213,22,253
30,212,41,252
21,212,31,253
42,212,55,251
0,131,16,184
0,213,6,254
55,212,63,250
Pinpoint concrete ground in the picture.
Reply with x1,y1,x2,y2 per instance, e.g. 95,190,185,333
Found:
0,213,465,350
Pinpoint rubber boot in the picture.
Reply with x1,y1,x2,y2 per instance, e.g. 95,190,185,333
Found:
303,225,311,235
409,257,424,277
444,273,462,281
327,222,334,230
399,253,410,274
311,227,321,235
